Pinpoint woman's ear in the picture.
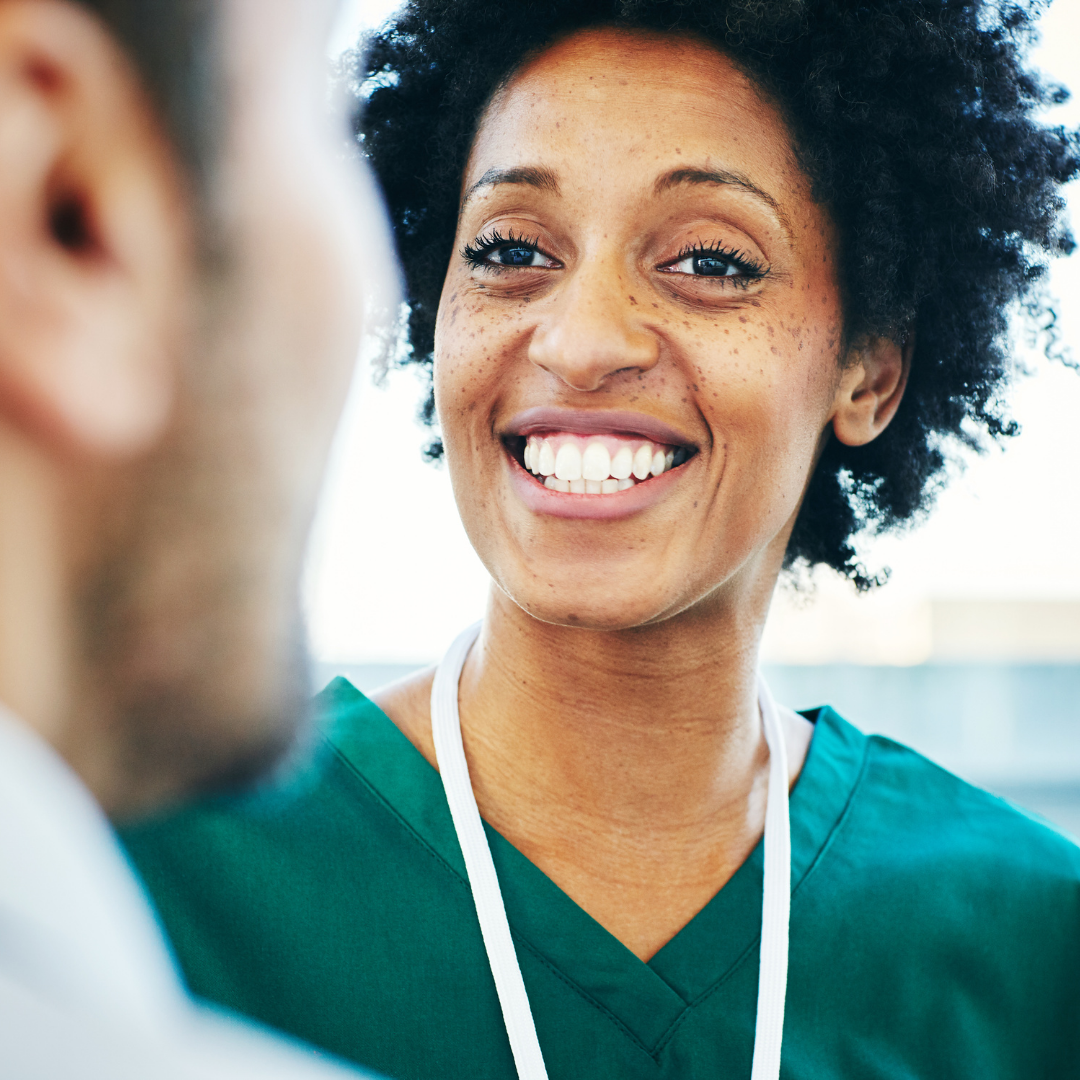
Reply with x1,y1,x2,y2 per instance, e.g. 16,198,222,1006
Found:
831,333,913,447
0,0,191,460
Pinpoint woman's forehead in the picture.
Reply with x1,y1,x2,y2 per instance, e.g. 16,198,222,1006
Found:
464,26,807,215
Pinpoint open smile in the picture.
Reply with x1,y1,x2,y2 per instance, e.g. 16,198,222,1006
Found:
506,432,693,494
501,407,698,517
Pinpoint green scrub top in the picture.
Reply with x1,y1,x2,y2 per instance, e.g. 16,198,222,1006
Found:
121,679,1080,1079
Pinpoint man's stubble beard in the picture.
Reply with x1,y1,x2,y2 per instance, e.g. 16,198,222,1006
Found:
70,268,322,818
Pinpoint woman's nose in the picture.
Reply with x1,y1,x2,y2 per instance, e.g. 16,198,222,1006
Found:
527,267,659,391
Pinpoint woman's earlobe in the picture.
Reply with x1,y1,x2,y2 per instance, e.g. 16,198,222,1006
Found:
831,333,912,447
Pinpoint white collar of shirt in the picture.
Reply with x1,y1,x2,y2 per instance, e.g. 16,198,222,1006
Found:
0,706,188,1031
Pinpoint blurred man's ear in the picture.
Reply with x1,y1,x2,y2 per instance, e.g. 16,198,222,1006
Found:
0,0,190,459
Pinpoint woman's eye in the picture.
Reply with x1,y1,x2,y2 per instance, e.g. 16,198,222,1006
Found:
487,244,556,268
462,231,560,271
667,252,744,277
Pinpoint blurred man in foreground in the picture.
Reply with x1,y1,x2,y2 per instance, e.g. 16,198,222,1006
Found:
0,0,391,1074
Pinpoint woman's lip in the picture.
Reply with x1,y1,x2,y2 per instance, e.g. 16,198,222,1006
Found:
503,407,696,447
506,449,686,520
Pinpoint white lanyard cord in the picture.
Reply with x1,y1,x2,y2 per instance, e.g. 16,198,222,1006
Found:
431,621,790,1080
431,622,549,1080
752,674,791,1080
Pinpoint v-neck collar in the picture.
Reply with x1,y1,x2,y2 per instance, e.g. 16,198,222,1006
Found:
322,680,868,1055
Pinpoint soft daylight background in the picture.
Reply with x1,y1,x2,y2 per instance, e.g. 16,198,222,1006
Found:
308,0,1080,833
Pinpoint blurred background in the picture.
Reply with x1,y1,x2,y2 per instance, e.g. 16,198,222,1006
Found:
308,0,1080,835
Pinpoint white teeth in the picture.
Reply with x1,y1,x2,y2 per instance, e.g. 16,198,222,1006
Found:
555,443,582,481
632,444,653,481
610,445,634,480
524,432,688,495
581,442,611,481
537,440,556,476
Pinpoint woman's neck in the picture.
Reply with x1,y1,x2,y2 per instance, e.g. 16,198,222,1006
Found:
466,589,765,830
375,582,812,961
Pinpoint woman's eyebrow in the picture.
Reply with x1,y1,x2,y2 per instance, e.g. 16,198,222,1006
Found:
461,166,561,209
656,167,793,239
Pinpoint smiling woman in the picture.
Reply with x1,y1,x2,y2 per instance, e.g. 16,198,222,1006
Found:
121,3,1080,1080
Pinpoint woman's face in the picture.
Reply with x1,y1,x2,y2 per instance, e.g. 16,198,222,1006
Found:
435,28,855,631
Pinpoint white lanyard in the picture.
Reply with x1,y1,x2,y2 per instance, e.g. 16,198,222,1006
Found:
431,622,791,1080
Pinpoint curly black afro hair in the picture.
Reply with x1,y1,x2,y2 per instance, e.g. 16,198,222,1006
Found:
355,0,1079,588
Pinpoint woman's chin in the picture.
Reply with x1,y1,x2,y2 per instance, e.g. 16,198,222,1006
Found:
504,582,680,634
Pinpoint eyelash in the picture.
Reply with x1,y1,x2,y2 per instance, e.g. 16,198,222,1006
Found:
664,241,768,287
460,231,769,285
461,228,549,269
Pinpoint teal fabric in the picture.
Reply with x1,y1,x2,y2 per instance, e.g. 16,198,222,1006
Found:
122,679,1080,1079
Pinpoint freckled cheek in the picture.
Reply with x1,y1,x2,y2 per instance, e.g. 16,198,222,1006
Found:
759,355,843,487
437,291,534,394
685,332,787,436
690,332,833,477
434,319,518,464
